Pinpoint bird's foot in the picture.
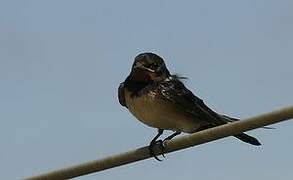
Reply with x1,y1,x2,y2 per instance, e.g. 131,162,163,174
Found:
148,140,165,161
162,138,170,146
163,131,181,144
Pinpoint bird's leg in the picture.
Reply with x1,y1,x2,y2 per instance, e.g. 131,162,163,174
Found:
149,129,164,161
163,131,181,144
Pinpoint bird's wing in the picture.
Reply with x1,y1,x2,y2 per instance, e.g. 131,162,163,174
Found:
159,77,227,126
118,82,127,108
159,76,262,146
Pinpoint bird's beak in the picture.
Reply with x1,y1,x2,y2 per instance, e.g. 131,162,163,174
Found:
133,62,155,73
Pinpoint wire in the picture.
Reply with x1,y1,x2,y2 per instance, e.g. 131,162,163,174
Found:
26,106,293,180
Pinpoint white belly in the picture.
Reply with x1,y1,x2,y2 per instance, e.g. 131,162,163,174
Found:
124,90,202,133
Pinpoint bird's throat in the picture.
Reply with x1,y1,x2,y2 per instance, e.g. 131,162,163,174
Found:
129,69,152,83
125,72,154,97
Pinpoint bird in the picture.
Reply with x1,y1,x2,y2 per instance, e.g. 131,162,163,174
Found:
118,52,261,161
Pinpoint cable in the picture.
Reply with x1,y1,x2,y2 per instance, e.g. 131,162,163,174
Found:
26,106,293,180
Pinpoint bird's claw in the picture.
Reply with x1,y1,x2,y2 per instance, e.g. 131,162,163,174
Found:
149,140,166,161
162,138,169,145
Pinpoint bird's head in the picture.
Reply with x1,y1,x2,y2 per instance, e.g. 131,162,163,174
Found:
129,52,171,83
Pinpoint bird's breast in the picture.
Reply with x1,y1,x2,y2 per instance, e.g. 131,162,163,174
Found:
124,88,202,133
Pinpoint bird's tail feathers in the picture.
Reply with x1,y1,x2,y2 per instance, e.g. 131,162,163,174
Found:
220,114,262,146
234,133,261,146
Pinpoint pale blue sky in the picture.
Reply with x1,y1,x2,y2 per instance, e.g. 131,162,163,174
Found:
0,1,293,179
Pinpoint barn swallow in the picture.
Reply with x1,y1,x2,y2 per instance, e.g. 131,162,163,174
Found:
118,52,261,161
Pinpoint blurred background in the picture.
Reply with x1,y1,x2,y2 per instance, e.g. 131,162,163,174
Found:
0,0,292,179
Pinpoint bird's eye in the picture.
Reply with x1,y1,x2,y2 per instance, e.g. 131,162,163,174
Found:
149,63,159,70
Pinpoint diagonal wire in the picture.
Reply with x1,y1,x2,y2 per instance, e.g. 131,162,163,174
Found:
26,106,293,180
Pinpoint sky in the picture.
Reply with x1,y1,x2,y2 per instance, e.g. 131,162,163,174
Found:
0,0,293,179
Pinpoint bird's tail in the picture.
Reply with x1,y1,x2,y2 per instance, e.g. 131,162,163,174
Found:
220,114,261,146
234,133,261,146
